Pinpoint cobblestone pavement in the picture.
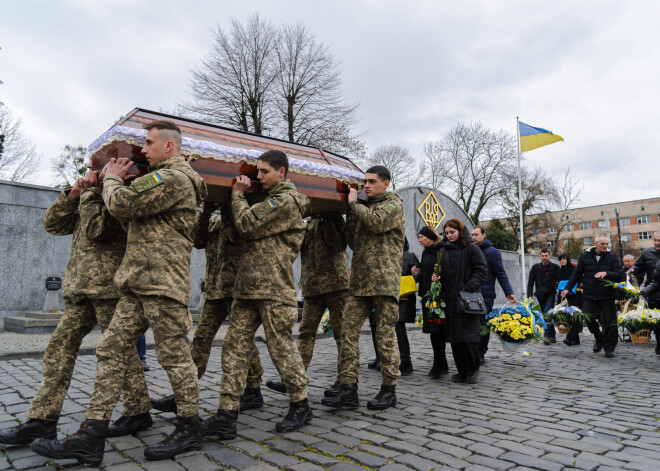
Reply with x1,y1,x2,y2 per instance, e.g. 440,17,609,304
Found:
2,328,660,471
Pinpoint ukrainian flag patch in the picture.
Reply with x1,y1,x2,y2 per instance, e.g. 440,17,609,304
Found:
253,198,277,219
268,199,276,208
131,172,165,193
153,173,162,183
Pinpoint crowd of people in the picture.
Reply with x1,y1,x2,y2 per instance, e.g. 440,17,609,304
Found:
1,119,659,466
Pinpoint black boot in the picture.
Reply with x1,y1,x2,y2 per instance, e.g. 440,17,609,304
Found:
240,387,264,411
428,357,449,378
31,419,108,466
0,419,57,446
275,398,313,433
144,415,202,461
321,383,359,408
367,357,380,369
367,384,397,410
151,394,176,413
201,409,238,440
323,381,341,397
265,380,287,394
106,412,153,437
399,361,414,376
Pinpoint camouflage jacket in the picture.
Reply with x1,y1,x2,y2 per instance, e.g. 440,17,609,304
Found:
301,217,350,297
102,155,207,305
231,180,310,306
345,192,405,300
43,187,126,303
193,205,240,300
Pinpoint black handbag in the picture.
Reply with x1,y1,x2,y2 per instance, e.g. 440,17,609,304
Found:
456,290,488,316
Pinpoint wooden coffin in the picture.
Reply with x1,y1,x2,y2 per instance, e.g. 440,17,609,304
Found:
87,108,365,215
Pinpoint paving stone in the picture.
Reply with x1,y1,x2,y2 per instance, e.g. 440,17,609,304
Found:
499,452,563,471
380,465,413,471
358,443,401,458
230,440,270,457
311,441,351,456
394,453,441,471
295,451,340,467
383,440,426,455
175,453,222,471
9,455,48,470
142,460,186,471
205,446,259,470
344,451,388,467
259,451,302,468
492,439,544,458
466,442,505,458
329,463,367,471
465,454,514,471
104,463,146,471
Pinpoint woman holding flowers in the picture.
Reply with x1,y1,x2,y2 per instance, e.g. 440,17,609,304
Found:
412,226,446,377
437,219,487,384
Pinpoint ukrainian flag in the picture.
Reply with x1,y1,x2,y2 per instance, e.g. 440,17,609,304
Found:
519,121,564,152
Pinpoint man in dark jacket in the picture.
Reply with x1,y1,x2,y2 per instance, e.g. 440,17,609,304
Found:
471,226,516,362
630,232,660,353
562,235,623,357
527,248,560,342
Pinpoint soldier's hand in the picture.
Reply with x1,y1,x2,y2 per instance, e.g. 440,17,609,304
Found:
202,201,220,214
233,175,251,193
348,188,358,203
67,177,85,200
104,158,133,181
82,170,100,189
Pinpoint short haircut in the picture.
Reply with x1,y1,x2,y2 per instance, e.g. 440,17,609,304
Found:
594,234,609,244
143,120,182,151
258,150,289,176
443,218,467,246
365,165,391,182
623,254,635,261
473,225,486,235
540,248,550,254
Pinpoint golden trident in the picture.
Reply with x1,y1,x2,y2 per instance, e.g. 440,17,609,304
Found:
417,191,445,228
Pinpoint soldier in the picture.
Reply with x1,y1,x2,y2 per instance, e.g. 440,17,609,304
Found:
265,216,350,396
201,150,312,439
0,164,152,447
151,201,265,413
32,120,207,465
322,165,405,411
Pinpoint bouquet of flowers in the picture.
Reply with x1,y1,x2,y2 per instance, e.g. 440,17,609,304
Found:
603,274,640,298
318,308,332,335
618,301,660,333
415,303,424,326
423,251,445,325
482,299,546,346
545,302,592,329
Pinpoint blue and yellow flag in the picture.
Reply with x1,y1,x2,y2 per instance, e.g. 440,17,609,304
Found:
519,121,564,152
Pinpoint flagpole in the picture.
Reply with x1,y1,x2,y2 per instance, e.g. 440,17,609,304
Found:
517,117,526,300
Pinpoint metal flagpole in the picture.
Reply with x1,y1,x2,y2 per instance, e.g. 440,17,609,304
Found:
517,117,526,299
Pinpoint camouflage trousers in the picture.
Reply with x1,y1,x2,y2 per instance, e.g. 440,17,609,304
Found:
27,297,151,421
339,295,400,386
87,293,199,420
298,290,348,377
220,299,308,410
191,297,263,388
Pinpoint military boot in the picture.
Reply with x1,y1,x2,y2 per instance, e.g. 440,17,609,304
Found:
144,415,202,461
265,380,287,394
106,412,153,437
321,383,359,408
323,381,342,397
0,419,57,446
31,419,108,466
150,394,177,413
276,398,313,433
367,384,397,410
239,387,265,411
201,409,238,440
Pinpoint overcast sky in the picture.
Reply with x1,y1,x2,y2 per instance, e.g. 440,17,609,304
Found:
1,0,658,210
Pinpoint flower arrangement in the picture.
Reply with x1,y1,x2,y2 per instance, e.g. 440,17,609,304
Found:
482,299,546,345
319,308,332,334
423,251,445,325
617,303,660,333
544,304,592,327
415,304,423,326
603,274,640,298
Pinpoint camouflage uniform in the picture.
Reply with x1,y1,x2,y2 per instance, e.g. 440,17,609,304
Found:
190,208,263,385
339,192,405,386
27,188,151,421
298,217,350,375
86,155,206,420
219,180,310,410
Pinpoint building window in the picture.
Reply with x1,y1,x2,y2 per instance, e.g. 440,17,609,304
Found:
546,226,557,233
582,237,592,245
530,228,540,235
637,215,651,224
618,218,630,226
546,240,555,247
563,224,573,232
620,233,632,242
579,222,590,230
598,220,608,228
639,231,653,240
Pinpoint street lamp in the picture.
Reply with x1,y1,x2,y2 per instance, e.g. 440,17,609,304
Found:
614,206,623,261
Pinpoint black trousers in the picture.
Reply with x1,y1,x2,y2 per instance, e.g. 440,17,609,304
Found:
479,298,495,356
567,299,618,352
451,342,480,376
395,322,410,364
430,331,448,370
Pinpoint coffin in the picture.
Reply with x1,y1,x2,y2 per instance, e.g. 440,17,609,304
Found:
86,108,365,215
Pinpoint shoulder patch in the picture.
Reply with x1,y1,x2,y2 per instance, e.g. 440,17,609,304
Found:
131,173,164,193
253,198,277,219
382,201,397,213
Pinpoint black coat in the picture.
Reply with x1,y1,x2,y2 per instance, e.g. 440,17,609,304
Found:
439,241,488,343
419,242,443,333
527,262,560,298
399,251,420,323
633,247,660,304
642,259,660,299
478,238,514,299
566,247,623,300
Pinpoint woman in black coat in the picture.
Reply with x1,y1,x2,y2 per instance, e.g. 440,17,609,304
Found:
412,226,446,377
434,218,487,384
397,238,420,375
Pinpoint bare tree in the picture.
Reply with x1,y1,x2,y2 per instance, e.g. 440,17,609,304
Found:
182,13,278,134
539,167,584,255
0,104,40,182
421,122,517,223
51,145,87,188
309,123,366,163
275,23,358,145
360,144,421,189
